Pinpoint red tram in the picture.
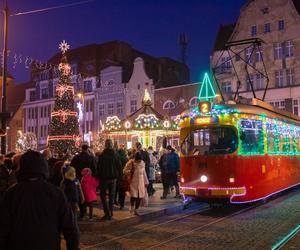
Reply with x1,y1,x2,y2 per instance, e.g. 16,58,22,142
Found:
179,98,300,204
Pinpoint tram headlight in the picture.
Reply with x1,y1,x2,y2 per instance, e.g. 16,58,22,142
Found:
229,177,235,183
200,175,208,183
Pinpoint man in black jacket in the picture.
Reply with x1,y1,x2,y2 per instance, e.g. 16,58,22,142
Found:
71,144,96,218
0,150,79,250
97,139,120,220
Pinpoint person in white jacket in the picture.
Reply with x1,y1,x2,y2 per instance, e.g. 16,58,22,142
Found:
124,152,149,215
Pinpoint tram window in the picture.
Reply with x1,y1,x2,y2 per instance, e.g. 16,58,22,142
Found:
239,119,264,154
181,126,237,156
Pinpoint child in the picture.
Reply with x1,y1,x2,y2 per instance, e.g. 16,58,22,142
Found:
81,168,99,221
60,165,84,217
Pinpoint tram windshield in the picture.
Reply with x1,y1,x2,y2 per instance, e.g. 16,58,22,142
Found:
181,126,237,156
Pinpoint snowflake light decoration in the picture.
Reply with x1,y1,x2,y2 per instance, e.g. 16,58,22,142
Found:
59,40,70,54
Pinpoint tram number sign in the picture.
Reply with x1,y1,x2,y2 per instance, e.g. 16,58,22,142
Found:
198,102,211,114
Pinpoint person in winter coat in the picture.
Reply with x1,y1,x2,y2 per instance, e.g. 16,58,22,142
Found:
135,142,150,180
147,146,157,196
124,152,149,216
81,168,99,221
0,150,79,250
161,145,180,199
96,139,120,220
60,165,85,217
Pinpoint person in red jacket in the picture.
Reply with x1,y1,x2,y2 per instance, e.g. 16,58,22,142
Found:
81,168,99,221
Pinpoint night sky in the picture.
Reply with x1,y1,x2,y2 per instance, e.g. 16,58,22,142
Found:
0,0,245,83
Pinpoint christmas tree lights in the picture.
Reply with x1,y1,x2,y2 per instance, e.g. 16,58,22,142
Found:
48,41,80,153
198,72,216,102
135,114,159,129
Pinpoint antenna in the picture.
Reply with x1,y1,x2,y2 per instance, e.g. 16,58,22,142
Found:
179,33,188,64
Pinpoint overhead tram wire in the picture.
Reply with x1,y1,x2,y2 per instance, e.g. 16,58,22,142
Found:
11,0,96,17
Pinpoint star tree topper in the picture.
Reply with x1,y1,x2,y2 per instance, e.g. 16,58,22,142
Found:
59,40,70,54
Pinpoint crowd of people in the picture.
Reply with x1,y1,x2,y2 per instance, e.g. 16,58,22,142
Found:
0,139,180,249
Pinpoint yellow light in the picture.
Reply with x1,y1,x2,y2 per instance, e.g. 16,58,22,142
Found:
195,117,212,125
77,93,82,98
181,177,185,183
229,177,235,183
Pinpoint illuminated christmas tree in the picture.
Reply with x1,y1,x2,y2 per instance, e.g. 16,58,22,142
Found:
48,41,80,153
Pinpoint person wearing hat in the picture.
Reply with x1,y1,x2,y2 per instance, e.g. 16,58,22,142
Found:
0,150,79,250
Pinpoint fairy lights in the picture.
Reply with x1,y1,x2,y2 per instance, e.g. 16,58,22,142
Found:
105,116,121,131
135,114,159,129
51,110,77,123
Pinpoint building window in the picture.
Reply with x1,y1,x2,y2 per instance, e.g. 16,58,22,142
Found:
245,47,253,63
99,104,105,116
41,87,49,99
255,46,263,62
286,68,295,86
220,57,231,73
279,101,285,109
107,103,114,115
246,74,254,91
293,99,298,116
221,82,232,93
29,90,35,101
264,23,271,33
163,100,176,109
84,80,93,92
274,42,283,60
117,102,123,114
286,41,294,57
40,70,49,81
71,65,77,75
278,20,284,31
251,25,257,36
275,70,284,87
256,74,264,90
130,100,137,113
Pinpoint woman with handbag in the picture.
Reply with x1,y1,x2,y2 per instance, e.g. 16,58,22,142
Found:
123,152,149,215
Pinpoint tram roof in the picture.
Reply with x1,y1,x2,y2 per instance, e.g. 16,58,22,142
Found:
184,98,300,125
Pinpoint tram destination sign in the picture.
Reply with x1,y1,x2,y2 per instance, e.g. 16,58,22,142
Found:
194,116,218,125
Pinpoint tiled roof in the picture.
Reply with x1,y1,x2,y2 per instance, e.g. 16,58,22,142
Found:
212,24,236,52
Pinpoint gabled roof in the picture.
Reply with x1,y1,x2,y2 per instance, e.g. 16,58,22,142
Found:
212,24,236,52
292,0,300,15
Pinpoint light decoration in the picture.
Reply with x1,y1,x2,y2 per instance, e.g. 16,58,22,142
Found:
58,62,71,76
198,72,216,102
143,88,151,105
105,116,121,131
59,40,70,54
163,120,170,129
48,135,81,148
51,110,77,123
56,84,74,97
135,114,159,129
15,131,37,153
173,115,181,130
124,120,131,129
76,102,83,122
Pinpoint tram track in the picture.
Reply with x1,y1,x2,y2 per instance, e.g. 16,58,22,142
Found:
81,203,258,250
81,204,210,250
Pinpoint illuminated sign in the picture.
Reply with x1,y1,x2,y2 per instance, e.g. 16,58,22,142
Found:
198,101,211,114
195,116,218,125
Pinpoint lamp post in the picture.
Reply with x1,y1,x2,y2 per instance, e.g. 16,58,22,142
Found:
1,2,9,154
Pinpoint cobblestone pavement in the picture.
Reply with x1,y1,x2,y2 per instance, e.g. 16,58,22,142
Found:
69,188,300,250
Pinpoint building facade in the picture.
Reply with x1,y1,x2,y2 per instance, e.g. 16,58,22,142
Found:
23,41,189,149
211,0,300,116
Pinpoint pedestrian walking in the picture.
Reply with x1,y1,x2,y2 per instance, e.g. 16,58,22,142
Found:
135,142,150,188
80,168,99,221
96,139,120,220
0,150,79,250
124,152,149,216
158,147,168,193
147,146,157,196
161,145,180,199
71,144,96,218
